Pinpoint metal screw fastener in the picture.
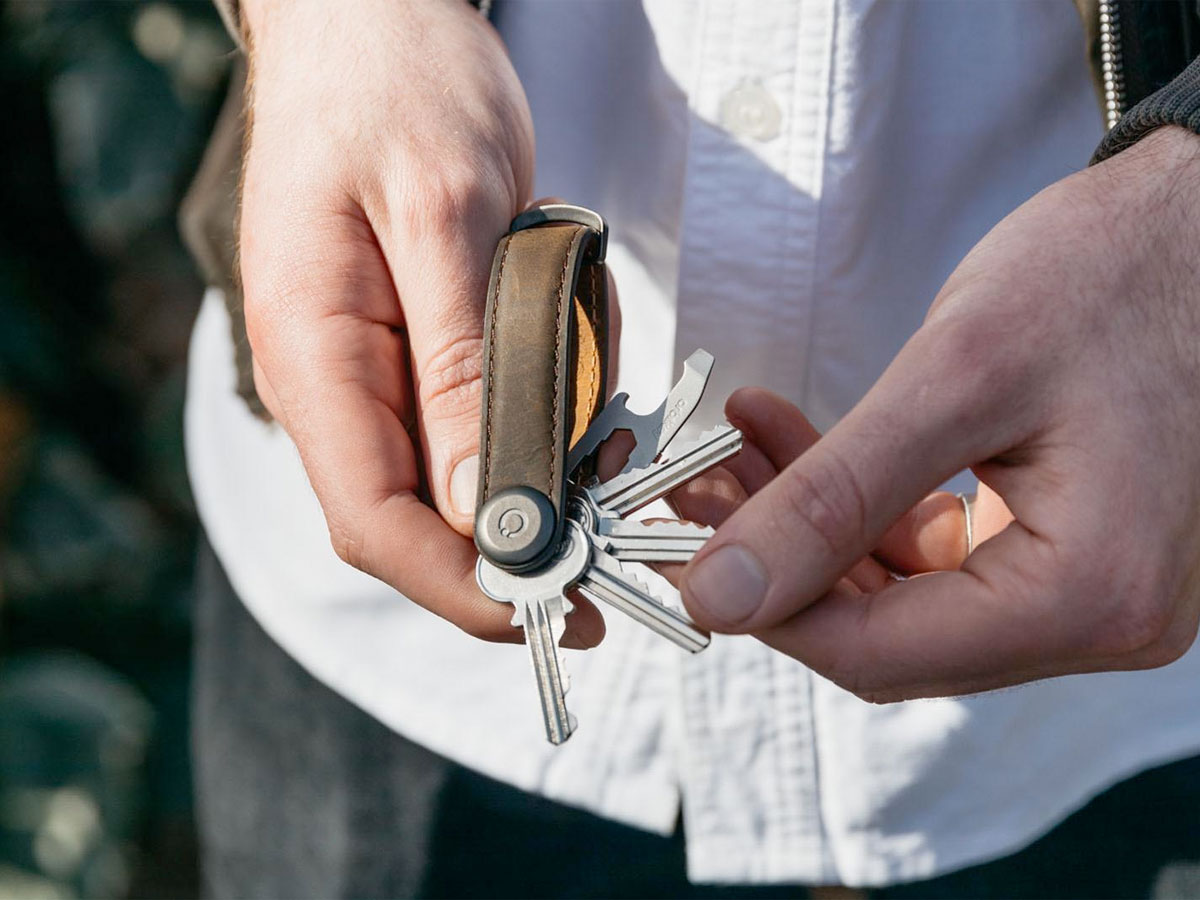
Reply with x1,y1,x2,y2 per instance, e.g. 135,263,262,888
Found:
475,487,557,571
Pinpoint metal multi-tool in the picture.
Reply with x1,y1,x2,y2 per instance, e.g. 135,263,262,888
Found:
473,204,742,745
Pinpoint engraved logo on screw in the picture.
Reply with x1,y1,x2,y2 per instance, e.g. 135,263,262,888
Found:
498,509,527,539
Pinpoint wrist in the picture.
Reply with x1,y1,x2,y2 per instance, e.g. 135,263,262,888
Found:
1091,124,1200,201
1124,123,1200,161
1108,125,1200,223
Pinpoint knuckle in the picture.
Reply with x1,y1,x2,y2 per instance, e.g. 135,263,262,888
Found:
326,492,401,580
1149,614,1199,667
854,688,900,705
1136,628,1193,669
240,243,326,352
459,616,514,644
410,171,472,233
328,520,366,572
918,315,1037,430
821,662,895,705
799,595,890,702
775,452,867,557
241,285,280,353
241,276,315,366
418,335,484,424
929,313,996,369
823,663,868,699
250,363,279,418
936,330,1004,406
401,155,511,241
325,495,386,576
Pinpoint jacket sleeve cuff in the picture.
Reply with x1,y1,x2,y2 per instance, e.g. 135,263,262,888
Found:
1092,54,1200,164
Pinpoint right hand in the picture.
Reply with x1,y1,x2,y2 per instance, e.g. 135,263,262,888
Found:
238,0,605,647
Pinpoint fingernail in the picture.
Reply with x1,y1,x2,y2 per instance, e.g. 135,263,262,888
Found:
685,544,768,627
449,455,479,518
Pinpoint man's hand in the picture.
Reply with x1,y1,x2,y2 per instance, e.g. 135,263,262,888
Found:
237,0,604,646
678,126,1200,700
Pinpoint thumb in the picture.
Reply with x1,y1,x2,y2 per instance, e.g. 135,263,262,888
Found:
679,321,1026,632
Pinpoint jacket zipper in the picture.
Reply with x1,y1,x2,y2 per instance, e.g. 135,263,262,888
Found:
1098,0,1126,129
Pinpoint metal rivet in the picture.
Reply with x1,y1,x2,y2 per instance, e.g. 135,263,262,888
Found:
475,487,557,570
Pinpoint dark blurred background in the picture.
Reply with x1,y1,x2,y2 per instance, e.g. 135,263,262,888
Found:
0,1,232,896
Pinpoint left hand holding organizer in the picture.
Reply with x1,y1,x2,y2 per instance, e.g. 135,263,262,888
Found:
473,204,743,744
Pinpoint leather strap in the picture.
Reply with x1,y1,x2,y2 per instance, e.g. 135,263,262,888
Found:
474,207,608,571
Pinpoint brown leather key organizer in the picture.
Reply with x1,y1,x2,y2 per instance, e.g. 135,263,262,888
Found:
473,204,737,743
474,204,609,572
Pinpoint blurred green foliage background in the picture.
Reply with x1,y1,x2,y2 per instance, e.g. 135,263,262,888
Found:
0,1,233,896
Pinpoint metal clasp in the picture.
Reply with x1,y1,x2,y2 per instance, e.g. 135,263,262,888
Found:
509,203,608,263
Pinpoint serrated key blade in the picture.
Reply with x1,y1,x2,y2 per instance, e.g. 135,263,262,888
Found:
587,424,743,517
598,518,714,562
577,553,709,653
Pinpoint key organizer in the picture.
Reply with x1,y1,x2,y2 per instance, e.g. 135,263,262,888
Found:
473,203,741,745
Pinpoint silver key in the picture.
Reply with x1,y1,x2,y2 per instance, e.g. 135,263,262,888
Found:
576,549,709,653
567,349,714,476
477,347,739,744
563,491,709,649
597,518,713,562
569,489,712,562
586,424,743,518
476,522,592,744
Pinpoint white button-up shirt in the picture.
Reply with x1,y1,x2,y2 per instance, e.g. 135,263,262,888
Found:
186,0,1200,887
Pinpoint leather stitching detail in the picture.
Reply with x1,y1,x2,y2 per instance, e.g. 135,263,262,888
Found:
592,264,603,409
549,236,572,497
581,264,600,428
482,236,511,500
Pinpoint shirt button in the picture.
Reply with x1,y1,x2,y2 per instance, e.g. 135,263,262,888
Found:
718,81,783,142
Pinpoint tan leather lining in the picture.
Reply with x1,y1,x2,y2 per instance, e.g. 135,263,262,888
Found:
568,269,606,449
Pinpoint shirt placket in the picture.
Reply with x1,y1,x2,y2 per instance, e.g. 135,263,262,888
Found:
672,0,839,885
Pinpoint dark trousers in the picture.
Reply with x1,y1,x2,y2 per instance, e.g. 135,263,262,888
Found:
193,542,1200,899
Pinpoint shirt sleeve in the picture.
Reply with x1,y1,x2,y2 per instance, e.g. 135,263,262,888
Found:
1092,54,1200,163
